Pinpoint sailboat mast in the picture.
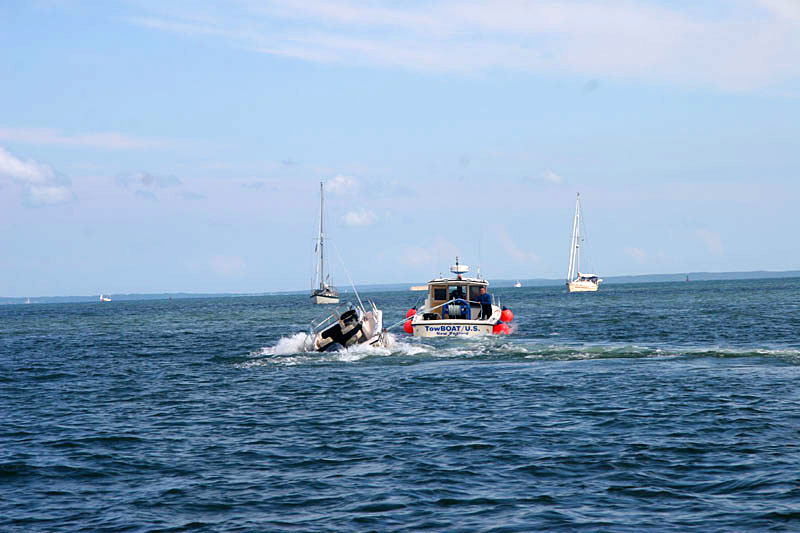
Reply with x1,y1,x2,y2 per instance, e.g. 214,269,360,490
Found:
575,194,582,276
319,181,325,290
567,193,580,280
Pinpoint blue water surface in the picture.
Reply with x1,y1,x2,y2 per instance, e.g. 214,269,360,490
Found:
2,278,800,531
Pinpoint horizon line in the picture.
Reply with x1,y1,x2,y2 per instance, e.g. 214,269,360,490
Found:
3,269,799,301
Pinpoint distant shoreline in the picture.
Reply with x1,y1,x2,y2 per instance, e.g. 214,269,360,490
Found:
3,270,799,305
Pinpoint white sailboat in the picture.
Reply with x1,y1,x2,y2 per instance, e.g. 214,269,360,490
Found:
100,294,112,302
514,281,522,288
566,193,602,292
311,181,339,304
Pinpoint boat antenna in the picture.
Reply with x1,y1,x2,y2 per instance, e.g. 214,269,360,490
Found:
478,230,483,279
331,242,365,312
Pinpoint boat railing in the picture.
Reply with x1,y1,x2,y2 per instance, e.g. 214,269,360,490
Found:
310,302,357,333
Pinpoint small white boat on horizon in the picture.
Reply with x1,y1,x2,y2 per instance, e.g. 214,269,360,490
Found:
310,181,339,304
566,193,602,292
514,281,522,288
99,294,112,302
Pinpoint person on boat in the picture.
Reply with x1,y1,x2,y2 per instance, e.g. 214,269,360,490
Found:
477,287,492,320
450,285,465,300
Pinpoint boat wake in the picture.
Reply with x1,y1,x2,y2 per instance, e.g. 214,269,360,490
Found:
241,334,800,367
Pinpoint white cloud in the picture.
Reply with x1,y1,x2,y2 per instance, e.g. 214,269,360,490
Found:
0,126,168,149
541,170,564,184
401,246,435,268
696,229,724,255
210,255,247,276
343,208,377,227
757,0,800,23
116,171,182,189
182,190,205,200
26,185,73,206
0,146,73,206
400,238,460,268
130,0,800,91
0,146,55,184
327,174,358,194
625,247,648,264
492,225,538,263
135,190,158,201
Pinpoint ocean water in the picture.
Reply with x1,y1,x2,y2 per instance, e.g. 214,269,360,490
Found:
2,278,800,531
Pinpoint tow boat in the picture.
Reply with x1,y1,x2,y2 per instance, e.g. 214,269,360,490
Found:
307,300,386,352
405,259,513,337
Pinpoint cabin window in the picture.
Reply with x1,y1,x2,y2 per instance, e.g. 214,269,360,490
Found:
448,284,466,300
433,287,447,300
468,285,482,302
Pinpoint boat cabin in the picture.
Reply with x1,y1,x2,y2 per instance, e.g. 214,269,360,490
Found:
423,277,488,320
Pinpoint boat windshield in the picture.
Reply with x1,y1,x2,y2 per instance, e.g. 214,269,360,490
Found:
448,284,466,300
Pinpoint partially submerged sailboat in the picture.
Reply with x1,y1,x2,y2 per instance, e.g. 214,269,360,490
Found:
311,181,339,304
566,193,602,292
307,299,385,352
406,258,513,337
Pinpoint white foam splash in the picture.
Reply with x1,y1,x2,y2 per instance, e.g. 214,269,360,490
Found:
243,331,438,367
258,332,313,356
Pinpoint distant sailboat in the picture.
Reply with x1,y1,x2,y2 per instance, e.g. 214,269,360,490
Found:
25,297,31,304
566,193,602,292
514,281,522,288
311,182,339,304
100,294,112,302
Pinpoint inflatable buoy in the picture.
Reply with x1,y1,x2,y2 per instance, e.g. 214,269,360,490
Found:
492,322,510,335
403,320,414,334
406,308,416,318
501,307,514,323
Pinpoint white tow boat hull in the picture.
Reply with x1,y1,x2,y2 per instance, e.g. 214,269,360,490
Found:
412,321,495,337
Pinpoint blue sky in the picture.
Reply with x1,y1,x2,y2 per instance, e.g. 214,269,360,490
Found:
1,0,799,296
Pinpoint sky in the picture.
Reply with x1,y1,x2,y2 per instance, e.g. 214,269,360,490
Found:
1,0,799,297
